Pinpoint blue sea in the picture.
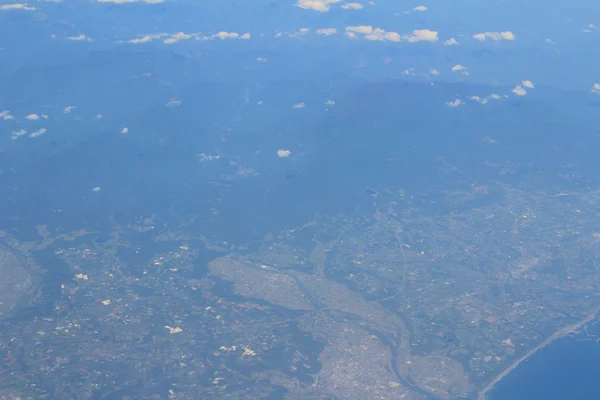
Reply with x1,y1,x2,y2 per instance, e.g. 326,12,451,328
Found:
491,323,600,400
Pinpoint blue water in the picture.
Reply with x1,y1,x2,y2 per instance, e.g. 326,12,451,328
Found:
491,323,600,400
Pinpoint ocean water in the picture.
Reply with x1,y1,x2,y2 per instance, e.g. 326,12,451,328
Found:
490,323,600,400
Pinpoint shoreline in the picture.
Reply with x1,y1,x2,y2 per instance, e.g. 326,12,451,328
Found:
476,305,600,400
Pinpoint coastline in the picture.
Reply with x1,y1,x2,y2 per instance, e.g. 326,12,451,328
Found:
477,305,600,400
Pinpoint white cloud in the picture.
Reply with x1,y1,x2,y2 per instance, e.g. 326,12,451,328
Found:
64,105,75,113
346,25,373,35
347,26,429,42
469,96,488,104
364,28,401,42
0,3,36,11
1,110,14,120
26,114,40,120
128,34,166,44
429,68,439,75
413,5,427,11
214,31,239,40
277,149,292,158
121,127,129,134
11,130,27,140
451,64,469,76
293,102,306,109
592,83,600,94
97,0,164,3
317,28,337,36
257,57,268,62
67,34,92,41
473,31,515,41
325,100,335,105
521,80,534,89
469,94,505,103
296,0,341,11
403,29,438,42
164,32,191,44
30,128,47,138
512,85,527,96
446,99,463,107
94,114,103,119
384,31,401,42
239,33,251,39
341,2,363,9
444,37,458,45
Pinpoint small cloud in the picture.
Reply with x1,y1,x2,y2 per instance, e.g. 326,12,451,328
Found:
30,128,47,138
404,69,416,76
67,34,92,41
11,130,27,140
26,114,40,120
256,57,268,62
512,85,527,96
412,5,427,11
365,29,400,42
451,64,469,76
94,114,103,119
429,68,439,75
0,3,36,11
469,96,488,104
317,28,337,36
346,26,401,42
341,2,363,9
128,34,166,44
64,105,75,113
383,31,401,42
325,100,335,105
473,31,515,41
164,32,191,44
346,25,373,35
521,80,534,89
277,149,292,158
592,83,600,94
166,98,182,108
293,102,306,109
296,0,341,11
403,29,438,42
92,186,102,192
446,99,463,107
470,94,505,104
214,31,239,40
1,110,15,120
121,127,129,134
444,37,458,45
239,33,251,39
